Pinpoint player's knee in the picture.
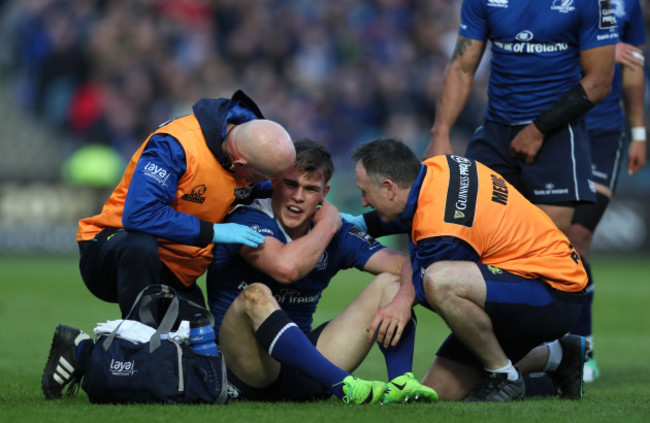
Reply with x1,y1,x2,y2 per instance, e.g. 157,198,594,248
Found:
423,263,455,307
369,272,399,295
237,283,275,311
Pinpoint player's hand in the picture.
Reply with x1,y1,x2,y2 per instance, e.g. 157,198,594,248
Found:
423,132,454,160
615,42,645,71
627,139,647,175
367,298,412,348
314,200,342,232
212,223,265,248
509,123,544,165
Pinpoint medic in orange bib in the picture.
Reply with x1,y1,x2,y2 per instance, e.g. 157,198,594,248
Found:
348,138,587,402
77,90,295,317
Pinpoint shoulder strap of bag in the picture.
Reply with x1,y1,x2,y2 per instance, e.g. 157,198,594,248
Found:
101,285,156,351
102,285,180,352
215,355,229,404
148,295,178,353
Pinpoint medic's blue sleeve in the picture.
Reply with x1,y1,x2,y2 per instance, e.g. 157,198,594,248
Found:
122,134,205,245
362,210,410,238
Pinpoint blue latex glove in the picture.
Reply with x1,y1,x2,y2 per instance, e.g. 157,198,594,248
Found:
212,223,265,248
340,212,367,232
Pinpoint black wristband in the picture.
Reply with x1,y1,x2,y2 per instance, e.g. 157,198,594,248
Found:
195,219,214,247
533,84,595,135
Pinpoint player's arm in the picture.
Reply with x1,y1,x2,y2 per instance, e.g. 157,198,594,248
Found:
579,44,616,104
424,35,486,159
620,45,647,175
361,246,408,276
123,134,213,246
510,45,615,164
239,201,341,284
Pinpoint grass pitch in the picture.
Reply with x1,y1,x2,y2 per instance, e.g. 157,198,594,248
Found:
0,254,648,422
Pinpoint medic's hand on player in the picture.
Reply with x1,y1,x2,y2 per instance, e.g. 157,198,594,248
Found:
340,212,368,232
212,223,265,248
509,122,545,165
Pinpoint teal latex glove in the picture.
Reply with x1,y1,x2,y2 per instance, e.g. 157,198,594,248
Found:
340,212,367,232
212,223,265,248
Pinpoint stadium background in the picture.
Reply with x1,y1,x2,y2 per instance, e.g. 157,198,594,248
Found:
0,0,648,255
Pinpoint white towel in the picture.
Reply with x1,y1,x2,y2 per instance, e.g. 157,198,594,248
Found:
94,319,190,344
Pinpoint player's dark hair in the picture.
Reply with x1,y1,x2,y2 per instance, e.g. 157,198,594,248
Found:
352,138,420,188
293,138,334,183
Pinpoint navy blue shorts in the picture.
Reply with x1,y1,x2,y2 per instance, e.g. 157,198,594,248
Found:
588,129,624,191
226,322,332,402
465,119,596,205
436,263,585,368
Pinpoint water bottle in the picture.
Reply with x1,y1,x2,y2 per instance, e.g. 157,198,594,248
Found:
189,313,218,357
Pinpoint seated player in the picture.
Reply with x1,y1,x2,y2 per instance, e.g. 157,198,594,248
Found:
207,139,438,405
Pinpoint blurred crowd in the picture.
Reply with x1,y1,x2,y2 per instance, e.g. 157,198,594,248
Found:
0,0,493,166
2,0,650,172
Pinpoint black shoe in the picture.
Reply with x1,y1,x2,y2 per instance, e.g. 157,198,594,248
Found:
549,334,586,399
464,371,525,402
41,324,90,399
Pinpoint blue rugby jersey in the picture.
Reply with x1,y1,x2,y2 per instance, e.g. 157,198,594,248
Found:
585,0,646,131
460,0,619,124
207,198,384,336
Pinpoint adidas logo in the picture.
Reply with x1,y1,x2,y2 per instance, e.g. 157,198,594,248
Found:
487,0,508,7
53,356,75,385
52,331,88,385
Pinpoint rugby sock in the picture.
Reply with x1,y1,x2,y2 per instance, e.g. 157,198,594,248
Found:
543,340,563,372
76,340,93,373
571,259,594,353
255,310,350,399
377,316,416,379
487,360,519,382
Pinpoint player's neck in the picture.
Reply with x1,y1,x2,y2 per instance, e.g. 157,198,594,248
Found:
281,221,311,241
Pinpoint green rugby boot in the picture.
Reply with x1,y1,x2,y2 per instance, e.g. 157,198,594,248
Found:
382,372,438,404
341,376,387,405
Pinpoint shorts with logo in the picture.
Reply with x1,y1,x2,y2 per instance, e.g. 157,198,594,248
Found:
588,128,624,191
226,322,331,402
465,119,596,205
435,263,585,367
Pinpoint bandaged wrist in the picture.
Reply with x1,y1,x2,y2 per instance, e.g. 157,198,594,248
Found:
631,127,646,142
533,84,595,135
